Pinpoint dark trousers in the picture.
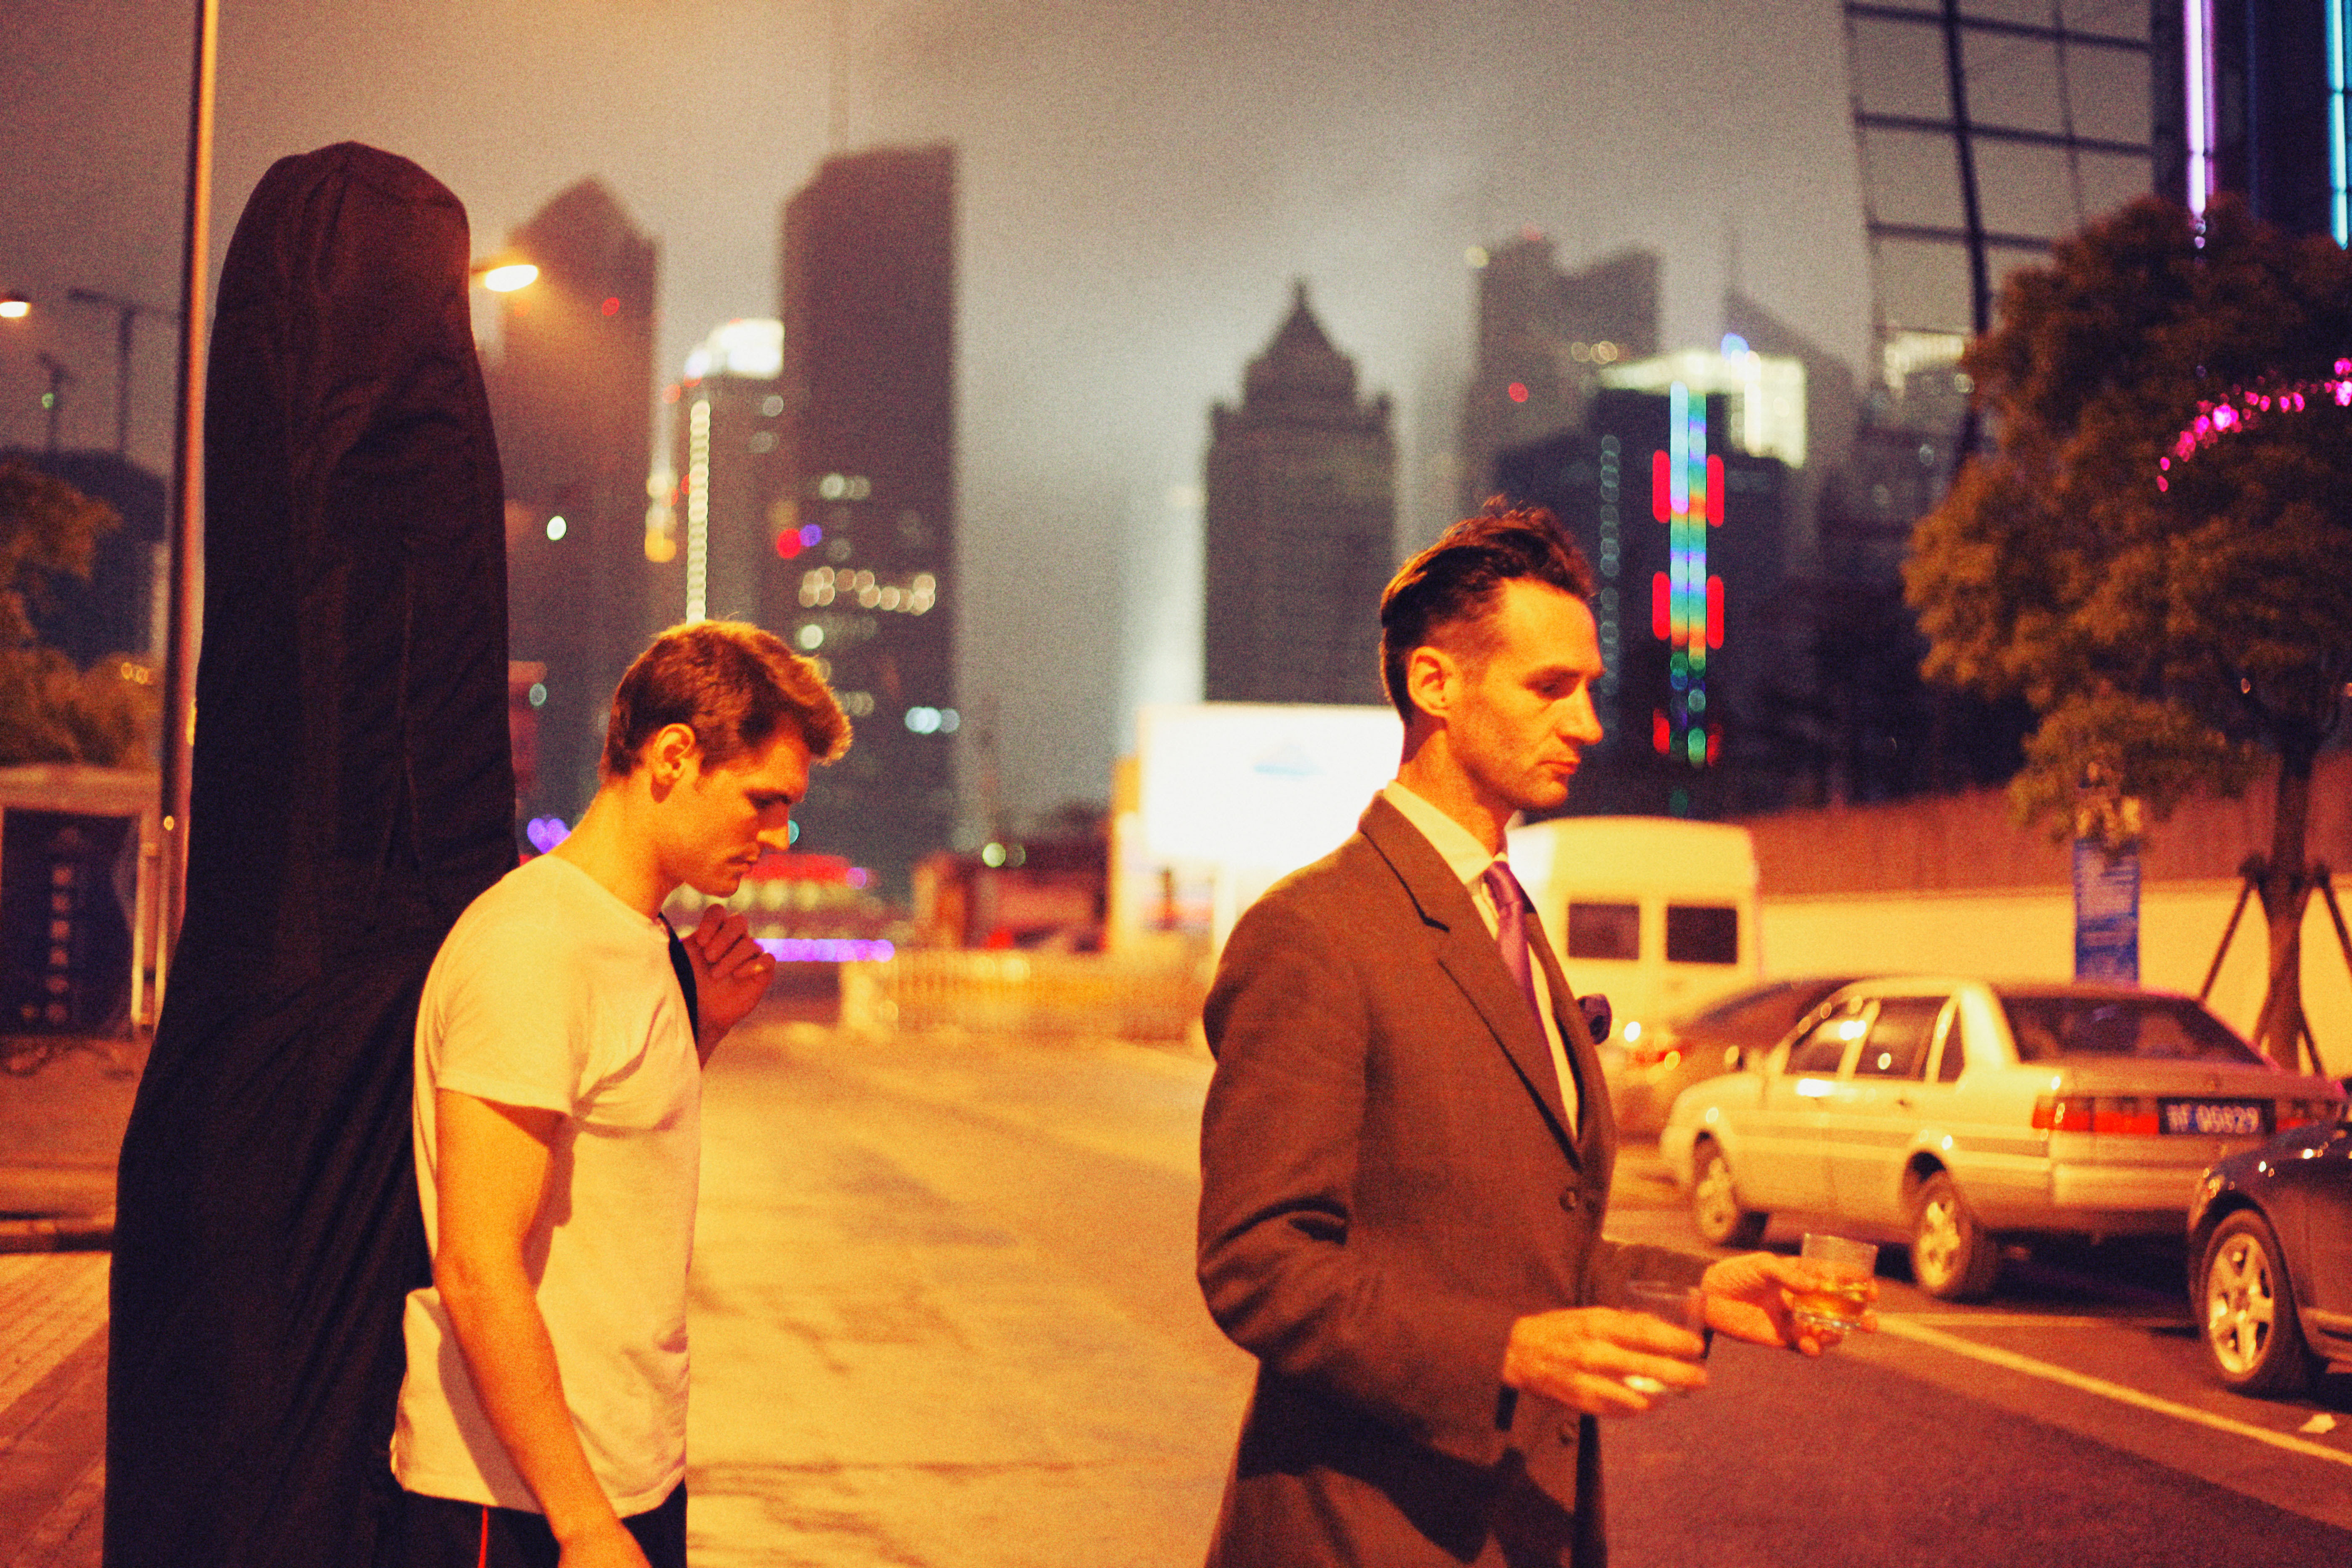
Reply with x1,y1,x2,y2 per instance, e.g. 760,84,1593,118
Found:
397,1483,686,1568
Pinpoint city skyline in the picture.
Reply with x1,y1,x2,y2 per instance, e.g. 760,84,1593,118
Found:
3,0,1943,825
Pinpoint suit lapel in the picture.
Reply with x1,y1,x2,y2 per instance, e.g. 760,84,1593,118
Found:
1359,798,1579,1161
1526,901,1613,1181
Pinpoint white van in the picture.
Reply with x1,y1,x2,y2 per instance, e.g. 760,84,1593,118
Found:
1505,815,1762,1055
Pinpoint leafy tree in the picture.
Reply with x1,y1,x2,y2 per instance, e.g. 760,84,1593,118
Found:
1905,195,2352,1065
0,459,157,768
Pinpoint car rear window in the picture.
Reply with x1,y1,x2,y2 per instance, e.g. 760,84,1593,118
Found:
2000,995,2265,1065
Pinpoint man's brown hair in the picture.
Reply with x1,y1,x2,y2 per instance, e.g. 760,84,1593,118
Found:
601,620,851,778
1377,498,1596,724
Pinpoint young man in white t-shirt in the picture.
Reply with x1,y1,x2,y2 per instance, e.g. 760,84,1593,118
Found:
392,620,850,1568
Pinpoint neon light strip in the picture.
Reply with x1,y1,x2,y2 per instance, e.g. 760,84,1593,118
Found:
2185,0,2218,215
2330,0,2349,245
1654,382,1709,767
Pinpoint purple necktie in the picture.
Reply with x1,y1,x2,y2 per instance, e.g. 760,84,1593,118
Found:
1480,861,1545,1027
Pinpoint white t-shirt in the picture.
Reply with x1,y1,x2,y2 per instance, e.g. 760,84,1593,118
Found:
392,852,701,1516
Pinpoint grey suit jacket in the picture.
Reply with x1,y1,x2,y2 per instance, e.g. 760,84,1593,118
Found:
1197,796,1702,1568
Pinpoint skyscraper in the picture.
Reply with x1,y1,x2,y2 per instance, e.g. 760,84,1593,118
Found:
1493,387,1787,819
1202,283,1395,709
1458,237,1658,512
2157,0,2351,243
489,179,658,824
667,319,788,630
774,144,957,896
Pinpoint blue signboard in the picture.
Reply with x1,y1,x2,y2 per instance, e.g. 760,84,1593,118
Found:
2073,838,2141,983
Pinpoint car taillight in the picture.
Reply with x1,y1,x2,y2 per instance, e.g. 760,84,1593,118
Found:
2032,1094,2159,1135
2279,1097,2346,1130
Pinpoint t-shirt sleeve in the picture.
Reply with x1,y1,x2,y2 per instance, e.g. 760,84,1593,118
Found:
424,900,594,1117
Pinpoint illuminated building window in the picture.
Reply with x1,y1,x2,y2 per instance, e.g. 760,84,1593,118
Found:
685,397,710,622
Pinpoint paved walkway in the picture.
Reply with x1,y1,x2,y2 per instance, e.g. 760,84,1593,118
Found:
0,1256,107,1568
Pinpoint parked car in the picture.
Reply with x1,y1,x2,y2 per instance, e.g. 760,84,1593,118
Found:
2186,1102,2352,1395
1606,976,1862,1135
1658,977,2344,1300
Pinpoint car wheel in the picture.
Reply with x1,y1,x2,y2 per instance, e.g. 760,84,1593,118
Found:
2199,1210,2316,1397
1909,1171,1999,1300
1689,1140,1766,1247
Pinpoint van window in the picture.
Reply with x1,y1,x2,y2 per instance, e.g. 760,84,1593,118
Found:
1665,904,1738,965
1567,902,1639,961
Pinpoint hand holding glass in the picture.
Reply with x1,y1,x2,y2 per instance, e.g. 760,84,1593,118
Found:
1620,1280,1708,1395
1790,1234,1877,1332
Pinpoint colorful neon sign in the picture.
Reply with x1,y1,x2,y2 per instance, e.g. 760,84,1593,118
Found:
1651,382,1723,768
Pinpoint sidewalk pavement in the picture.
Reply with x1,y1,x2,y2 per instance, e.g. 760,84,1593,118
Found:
0,1255,107,1568
0,1034,133,1256
0,1035,128,1568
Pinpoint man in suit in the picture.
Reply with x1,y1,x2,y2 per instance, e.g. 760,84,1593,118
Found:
1197,502,1861,1567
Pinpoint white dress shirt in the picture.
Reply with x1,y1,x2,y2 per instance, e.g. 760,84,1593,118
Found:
1380,781,1580,1134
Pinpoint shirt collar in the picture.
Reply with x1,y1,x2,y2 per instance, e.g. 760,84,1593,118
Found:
1380,780,1506,891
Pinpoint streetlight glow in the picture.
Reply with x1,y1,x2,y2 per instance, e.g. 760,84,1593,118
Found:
479,262,538,293
0,295,28,320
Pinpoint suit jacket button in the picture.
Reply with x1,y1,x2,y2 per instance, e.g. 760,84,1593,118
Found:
1558,1189,1581,1212
1559,1421,1577,1444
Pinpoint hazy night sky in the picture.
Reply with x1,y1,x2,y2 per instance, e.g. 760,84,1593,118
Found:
1,0,1873,825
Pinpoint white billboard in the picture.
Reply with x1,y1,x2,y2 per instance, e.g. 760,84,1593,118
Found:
1136,702,1400,873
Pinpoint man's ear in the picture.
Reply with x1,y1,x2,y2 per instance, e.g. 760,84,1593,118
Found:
1403,643,1455,723
646,723,701,789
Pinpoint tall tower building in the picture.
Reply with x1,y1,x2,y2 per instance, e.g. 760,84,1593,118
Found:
774,144,957,896
1458,238,1658,511
1202,283,1396,708
668,320,789,629
1494,387,1788,820
2158,0,2350,243
489,179,659,824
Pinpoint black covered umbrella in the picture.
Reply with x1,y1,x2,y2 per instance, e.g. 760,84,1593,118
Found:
108,142,516,1567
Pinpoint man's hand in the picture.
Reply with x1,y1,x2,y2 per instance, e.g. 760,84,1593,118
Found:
556,1517,652,1568
1699,1251,1879,1355
1501,1307,1708,1415
682,907,775,1057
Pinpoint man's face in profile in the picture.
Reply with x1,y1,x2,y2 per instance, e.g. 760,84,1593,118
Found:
1441,578,1606,818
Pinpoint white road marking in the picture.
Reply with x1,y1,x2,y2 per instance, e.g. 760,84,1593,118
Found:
1896,1313,2191,1330
1877,1315,2352,1470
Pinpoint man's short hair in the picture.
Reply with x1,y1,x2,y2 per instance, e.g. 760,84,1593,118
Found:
1378,498,1596,724
601,620,851,778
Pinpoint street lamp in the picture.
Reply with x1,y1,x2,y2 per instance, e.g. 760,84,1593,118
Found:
67,286,177,456
34,352,70,451
470,253,539,293
0,293,28,320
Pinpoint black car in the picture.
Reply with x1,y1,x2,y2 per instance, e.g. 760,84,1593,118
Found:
2187,1097,2352,1394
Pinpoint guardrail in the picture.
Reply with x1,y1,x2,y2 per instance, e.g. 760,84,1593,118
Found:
841,950,1209,1043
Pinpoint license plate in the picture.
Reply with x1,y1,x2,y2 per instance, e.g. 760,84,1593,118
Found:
2160,1100,2268,1136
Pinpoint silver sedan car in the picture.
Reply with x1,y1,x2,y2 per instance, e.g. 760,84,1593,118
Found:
1658,978,2344,1299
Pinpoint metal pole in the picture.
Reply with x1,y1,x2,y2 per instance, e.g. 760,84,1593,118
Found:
114,307,134,455
156,0,219,1016
2197,865,2258,1001
36,353,68,451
